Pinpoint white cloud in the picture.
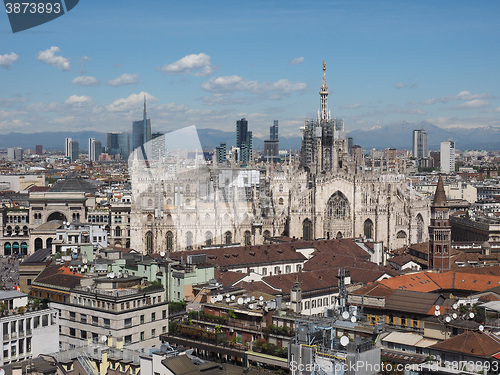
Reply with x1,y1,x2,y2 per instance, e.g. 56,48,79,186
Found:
106,91,157,112
158,53,215,76
71,76,100,87
107,73,140,87
393,82,405,89
452,99,490,110
0,52,19,69
201,75,307,97
290,57,304,65
37,46,70,71
65,95,93,106
424,90,494,105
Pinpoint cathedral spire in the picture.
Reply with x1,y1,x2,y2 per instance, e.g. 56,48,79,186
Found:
319,61,330,123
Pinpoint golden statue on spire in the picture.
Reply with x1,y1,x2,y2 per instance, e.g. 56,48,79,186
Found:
323,61,326,71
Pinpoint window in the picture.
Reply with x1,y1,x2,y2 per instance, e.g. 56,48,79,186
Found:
69,312,76,321
80,314,87,324
162,310,167,319
124,335,132,345
274,266,280,274
104,318,110,329
92,316,98,325
285,265,291,273
140,332,144,341
303,219,313,241
124,318,132,328
151,312,156,322
166,231,173,251
151,329,156,337
262,268,267,275
364,219,373,239
81,330,87,339
140,315,145,324
244,231,251,246
70,328,76,337
327,191,350,219
162,326,167,333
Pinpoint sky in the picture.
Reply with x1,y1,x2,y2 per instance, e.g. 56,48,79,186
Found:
1,0,500,139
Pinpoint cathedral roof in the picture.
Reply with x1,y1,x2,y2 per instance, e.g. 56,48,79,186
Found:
48,178,98,194
432,175,447,206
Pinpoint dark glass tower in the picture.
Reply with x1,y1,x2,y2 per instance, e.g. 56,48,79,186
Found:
132,96,152,150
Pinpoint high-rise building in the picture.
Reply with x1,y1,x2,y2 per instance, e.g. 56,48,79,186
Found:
412,129,428,159
132,97,151,151
215,142,227,164
88,138,102,161
235,118,252,163
440,140,455,174
35,145,43,156
68,140,79,162
270,120,279,141
347,137,354,154
107,132,130,160
7,147,23,161
151,132,165,160
65,138,72,158
428,176,451,271
263,120,280,162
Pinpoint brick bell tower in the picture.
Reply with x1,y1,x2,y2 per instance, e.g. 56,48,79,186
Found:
428,176,451,271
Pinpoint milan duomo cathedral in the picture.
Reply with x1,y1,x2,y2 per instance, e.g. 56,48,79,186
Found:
129,63,430,254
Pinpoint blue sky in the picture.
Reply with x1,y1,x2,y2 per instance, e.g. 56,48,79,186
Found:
1,0,499,138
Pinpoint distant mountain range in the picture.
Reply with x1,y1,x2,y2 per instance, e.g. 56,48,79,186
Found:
1,122,499,151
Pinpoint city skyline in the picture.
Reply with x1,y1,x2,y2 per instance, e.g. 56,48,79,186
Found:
1,1,500,139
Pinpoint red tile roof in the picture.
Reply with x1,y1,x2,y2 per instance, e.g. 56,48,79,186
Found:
431,331,500,358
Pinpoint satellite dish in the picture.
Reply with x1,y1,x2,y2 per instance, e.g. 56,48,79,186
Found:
101,335,107,343
237,298,243,305
226,294,230,298
340,336,349,347
350,316,357,323
231,295,235,301
217,295,223,301
342,311,350,320
210,296,216,303
479,325,484,332
249,304,254,309
434,310,440,316
245,298,251,304
469,312,475,319
452,313,458,319
453,303,458,309
251,296,256,301
225,297,230,303
435,305,440,310
160,252,166,257
110,272,115,279
445,316,451,323
259,296,264,301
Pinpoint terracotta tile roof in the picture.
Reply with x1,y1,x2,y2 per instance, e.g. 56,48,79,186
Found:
352,282,394,299
234,281,281,296
379,271,500,293
385,289,445,315
430,331,500,358
388,255,417,267
214,269,247,287
260,269,339,295
33,264,83,289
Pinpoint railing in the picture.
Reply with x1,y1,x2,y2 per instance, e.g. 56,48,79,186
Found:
77,352,97,375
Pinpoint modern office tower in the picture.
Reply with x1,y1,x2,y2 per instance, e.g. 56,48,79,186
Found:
270,120,279,141
107,132,130,160
440,140,456,174
35,145,43,155
7,147,23,161
151,132,165,160
132,96,151,151
235,118,252,163
65,137,72,158
88,138,102,161
69,140,79,162
347,137,354,154
412,129,428,159
264,120,280,162
216,142,227,164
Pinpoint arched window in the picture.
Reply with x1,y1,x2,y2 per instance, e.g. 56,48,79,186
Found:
327,191,350,219
166,231,173,251
145,231,153,253
397,231,407,239
278,197,284,205
303,219,313,241
147,199,153,207
21,242,28,255
336,231,343,239
205,231,212,246
244,230,252,246
364,219,373,239
4,242,11,256
147,214,153,223
34,238,43,251
186,231,193,249
46,238,52,248
115,226,121,237
416,214,424,243
225,231,232,245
